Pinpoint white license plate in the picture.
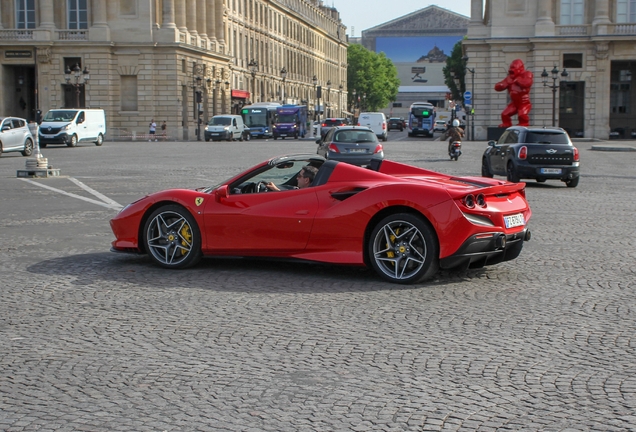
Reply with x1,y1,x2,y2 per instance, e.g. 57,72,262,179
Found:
349,148,367,153
280,134,287,137
504,213,525,228
540,168,562,174
211,133,219,136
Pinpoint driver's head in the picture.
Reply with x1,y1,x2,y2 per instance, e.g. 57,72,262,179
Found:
297,165,318,188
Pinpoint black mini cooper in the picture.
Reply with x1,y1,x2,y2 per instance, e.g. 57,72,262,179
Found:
481,126,580,188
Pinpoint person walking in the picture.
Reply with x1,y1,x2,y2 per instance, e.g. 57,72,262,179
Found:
149,119,157,141
161,121,167,140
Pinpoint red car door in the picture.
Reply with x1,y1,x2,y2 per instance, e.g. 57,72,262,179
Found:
202,188,319,254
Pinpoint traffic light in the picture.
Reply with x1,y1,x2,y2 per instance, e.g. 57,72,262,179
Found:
195,91,202,103
316,86,322,98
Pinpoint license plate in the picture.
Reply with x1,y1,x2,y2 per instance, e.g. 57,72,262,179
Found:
280,134,287,137
211,133,219,136
504,213,525,228
540,168,562,174
349,148,367,153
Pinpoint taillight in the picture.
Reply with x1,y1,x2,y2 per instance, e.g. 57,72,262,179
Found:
357,122,361,126
374,144,383,154
382,122,386,130
573,146,580,162
328,143,340,153
321,123,326,127
518,146,527,160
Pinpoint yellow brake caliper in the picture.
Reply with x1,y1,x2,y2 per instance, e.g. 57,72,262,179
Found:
179,224,192,255
386,228,400,264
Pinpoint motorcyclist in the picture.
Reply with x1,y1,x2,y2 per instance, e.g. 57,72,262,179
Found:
445,119,464,155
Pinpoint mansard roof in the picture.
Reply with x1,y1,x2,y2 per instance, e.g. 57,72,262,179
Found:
361,5,468,37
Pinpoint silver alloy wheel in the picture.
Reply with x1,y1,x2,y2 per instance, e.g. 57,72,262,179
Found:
95,133,104,146
22,138,33,156
371,218,428,281
146,210,195,266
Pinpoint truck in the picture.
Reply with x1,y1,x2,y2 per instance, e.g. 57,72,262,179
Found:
272,105,307,139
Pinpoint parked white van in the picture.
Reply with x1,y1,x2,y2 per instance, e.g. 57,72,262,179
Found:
204,115,249,142
358,112,388,141
39,109,106,147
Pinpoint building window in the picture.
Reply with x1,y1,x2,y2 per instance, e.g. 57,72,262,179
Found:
563,53,583,69
121,76,138,111
68,0,88,29
15,0,35,29
617,0,636,22
610,70,632,114
560,0,584,25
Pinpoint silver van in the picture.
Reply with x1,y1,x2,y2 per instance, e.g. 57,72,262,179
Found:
204,115,249,142
38,109,106,147
358,112,388,141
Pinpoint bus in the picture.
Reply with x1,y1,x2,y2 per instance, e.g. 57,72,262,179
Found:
408,102,436,137
241,102,281,139
273,105,308,139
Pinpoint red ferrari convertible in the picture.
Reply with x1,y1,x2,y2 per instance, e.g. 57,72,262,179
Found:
110,154,532,284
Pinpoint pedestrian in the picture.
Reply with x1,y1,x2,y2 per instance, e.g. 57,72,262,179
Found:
161,121,167,140
149,119,157,141
445,119,464,155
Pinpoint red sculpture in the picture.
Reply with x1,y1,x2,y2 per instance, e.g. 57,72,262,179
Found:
494,59,534,127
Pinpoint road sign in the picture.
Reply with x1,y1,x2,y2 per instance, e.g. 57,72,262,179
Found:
463,91,472,103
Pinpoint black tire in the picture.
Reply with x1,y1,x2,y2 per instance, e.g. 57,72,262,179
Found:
565,176,579,188
536,178,546,183
205,137,210,142
382,134,388,142
244,132,251,141
506,162,520,183
95,133,104,146
67,134,78,147
22,138,34,156
143,204,202,269
481,158,493,178
40,142,47,148
0,142,3,157
239,134,243,142
368,213,439,284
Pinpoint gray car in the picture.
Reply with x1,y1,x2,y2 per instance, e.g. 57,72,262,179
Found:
316,126,384,166
0,117,34,157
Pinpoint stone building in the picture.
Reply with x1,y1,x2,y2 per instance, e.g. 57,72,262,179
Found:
465,0,636,140
0,0,347,140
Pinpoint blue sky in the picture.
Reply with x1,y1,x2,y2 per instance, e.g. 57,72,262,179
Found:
333,1,471,37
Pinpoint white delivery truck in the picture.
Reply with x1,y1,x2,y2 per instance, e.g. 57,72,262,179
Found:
38,109,106,147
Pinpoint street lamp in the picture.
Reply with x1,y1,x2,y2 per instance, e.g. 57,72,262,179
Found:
64,63,89,108
462,55,475,141
248,59,258,104
280,67,287,103
451,72,461,122
194,75,203,141
326,80,331,117
362,92,366,112
339,84,343,117
542,65,568,127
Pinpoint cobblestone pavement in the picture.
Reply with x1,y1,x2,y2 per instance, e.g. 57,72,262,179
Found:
1,134,635,431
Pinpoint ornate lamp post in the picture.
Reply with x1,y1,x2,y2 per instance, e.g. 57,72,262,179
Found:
248,59,258,104
339,83,343,117
542,65,568,127
280,67,287,103
64,63,89,108
462,55,475,141
326,80,331,117
194,74,203,141
312,75,318,121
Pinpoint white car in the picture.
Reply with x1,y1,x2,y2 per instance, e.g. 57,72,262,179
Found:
434,120,447,132
0,116,34,157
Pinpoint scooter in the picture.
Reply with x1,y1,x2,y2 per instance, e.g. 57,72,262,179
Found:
449,140,462,161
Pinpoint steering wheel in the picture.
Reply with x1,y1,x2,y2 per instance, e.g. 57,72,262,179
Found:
255,181,269,193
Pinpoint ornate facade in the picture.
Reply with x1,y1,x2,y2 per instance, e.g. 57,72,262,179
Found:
466,0,636,140
0,0,347,140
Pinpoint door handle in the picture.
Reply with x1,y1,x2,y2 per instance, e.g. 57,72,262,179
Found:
295,210,309,215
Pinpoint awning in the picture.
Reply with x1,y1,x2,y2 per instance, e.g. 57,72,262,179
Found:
231,89,250,98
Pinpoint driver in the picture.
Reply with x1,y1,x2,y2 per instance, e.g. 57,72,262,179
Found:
266,165,318,191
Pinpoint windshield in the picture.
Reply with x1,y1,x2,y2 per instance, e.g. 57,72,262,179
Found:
411,107,433,117
43,110,78,122
243,111,268,127
209,117,231,126
278,114,298,123
525,132,570,144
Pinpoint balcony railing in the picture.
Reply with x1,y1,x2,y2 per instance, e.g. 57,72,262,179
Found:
556,25,589,36
610,23,636,34
57,30,88,40
0,29,34,40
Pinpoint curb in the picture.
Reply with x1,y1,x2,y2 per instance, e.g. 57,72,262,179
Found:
590,144,636,152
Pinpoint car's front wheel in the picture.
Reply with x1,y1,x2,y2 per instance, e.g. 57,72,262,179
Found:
22,138,34,156
565,176,579,188
143,205,202,269
506,162,520,183
368,213,439,284
67,134,78,147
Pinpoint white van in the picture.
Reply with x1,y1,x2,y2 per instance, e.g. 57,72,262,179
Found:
358,112,388,141
204,115,249,142
38,109,106,147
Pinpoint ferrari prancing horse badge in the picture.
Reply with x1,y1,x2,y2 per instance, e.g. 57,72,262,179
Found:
195,197,204,206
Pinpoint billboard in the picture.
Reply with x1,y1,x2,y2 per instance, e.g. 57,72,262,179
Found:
376,36,463,87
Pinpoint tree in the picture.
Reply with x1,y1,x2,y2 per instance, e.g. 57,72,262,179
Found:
347,44,400,112
443,40,466,101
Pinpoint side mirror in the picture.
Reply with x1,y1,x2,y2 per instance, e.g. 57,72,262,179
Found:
215,185,229,202
1,125,10,132
488,141,496,147
315,138,322,144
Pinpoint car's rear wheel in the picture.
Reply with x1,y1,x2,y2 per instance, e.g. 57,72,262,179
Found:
22,138,34,156
506,162,520,183
95,133,104,146
244,132,251,141
143,205,202,269
368,213,439,284
565,176,579,188
481,158,493,177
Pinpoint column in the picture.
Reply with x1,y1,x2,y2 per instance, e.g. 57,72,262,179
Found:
157,0,179,42
0,3,3,29
186,0,198,37
176,0,187,33
39,0,56,29
215,0,225,45
207,0,217,43
592,0,611,35
89,0,110,40
197,0,207,39
535,0,555,36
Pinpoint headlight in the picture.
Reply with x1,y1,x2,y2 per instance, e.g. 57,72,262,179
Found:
204,126,209,131
61,124,71,131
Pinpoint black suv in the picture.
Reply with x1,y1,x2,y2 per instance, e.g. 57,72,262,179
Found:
387,118,404,131
481,126,580,187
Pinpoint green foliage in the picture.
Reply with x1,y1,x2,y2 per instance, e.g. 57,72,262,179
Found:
347,44,400,111
443,41,466,100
